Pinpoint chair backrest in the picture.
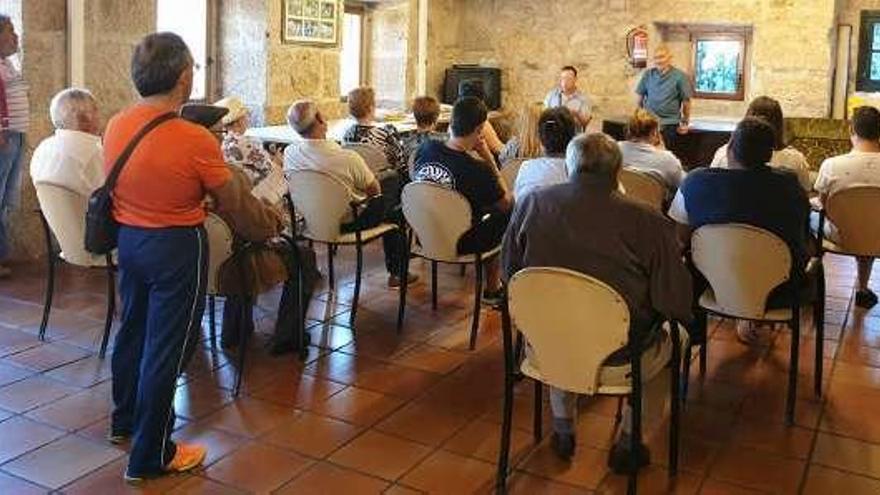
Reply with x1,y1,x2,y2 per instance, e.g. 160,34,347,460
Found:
343,142,390,172
508,267,630,395
500,158,526,192
287,169,351,242
826,186,880,257
204,212,234,295
691,223,791,319
619,168,666,211
34,183,104,267
401,181,472,262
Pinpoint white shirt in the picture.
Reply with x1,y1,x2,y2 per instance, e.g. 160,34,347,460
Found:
618,141,685,190
711,143,813,191
815,150,880,197
283,137,376,202
514,156,568,199
30,129,103,197
544,88,591,122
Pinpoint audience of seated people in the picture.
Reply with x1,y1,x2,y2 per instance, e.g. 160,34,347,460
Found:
669,117,813,344
413,96,512,303
711,96,812,191
814,105,880,308
30,88,104,198
285,99,415,287
513,106,578,199
502,132,692,468
401,95,447,163
618,108,685,192
343,86,408,173
458,80,504,158
498,102,544,165
104,32,283,481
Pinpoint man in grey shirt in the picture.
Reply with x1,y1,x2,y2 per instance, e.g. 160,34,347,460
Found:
544,65,591,129
635,46,693,154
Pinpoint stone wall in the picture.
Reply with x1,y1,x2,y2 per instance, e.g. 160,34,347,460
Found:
428,0,838,122
218,0,269,124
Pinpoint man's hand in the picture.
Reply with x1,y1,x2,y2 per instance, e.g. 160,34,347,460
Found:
474,135,496,167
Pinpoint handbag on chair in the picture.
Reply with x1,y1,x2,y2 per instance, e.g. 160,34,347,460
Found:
84,112,177,254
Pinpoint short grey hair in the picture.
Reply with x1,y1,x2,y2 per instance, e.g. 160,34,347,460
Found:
49,88,97,130
565,132,622,178
286,100,318,136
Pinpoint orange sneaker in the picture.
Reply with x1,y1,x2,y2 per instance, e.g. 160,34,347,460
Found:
165,442,207,473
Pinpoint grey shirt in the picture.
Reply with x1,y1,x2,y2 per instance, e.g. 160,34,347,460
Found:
544,88,591,123
618,141,686,191
636,67,693,126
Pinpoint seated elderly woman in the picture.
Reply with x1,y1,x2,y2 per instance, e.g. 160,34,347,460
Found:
711,96,813,191
617,109,686,192
513,106,578,199
498,102,544,166
343,86,408,172
401,95,447,161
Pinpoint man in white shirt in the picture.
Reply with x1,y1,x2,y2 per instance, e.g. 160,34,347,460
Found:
814,106,880,308
284,100,416,287
30,88,103,198
544,66,591,129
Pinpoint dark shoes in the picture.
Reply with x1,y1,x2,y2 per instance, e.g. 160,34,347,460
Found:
551,432,576,461
856,289,879,309
388,273,419,288
607,437,651,475
481,288,504,308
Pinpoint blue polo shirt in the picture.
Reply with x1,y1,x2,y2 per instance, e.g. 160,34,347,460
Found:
636,67,693,126
668,166,810,268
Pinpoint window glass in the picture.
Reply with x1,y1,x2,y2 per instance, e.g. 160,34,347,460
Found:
339,12,362,96
694,39,742,95
156,0,208,100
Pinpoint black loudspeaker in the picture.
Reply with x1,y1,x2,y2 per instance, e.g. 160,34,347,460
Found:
443,65,502,110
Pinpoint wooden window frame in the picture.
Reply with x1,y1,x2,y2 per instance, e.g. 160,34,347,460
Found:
691,33,747,101
856,10,880,92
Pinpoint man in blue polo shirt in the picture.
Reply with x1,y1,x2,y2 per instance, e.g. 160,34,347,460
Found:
636,45,693,154
668,117,812,344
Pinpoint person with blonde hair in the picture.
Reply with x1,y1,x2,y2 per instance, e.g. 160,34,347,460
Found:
618,108,685,191
343,86,407,172
498,102,544,165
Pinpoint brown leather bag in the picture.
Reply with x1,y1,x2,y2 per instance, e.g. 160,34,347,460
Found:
216,244,288,297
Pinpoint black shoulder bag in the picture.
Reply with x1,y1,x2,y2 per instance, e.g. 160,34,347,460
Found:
84,112,177,254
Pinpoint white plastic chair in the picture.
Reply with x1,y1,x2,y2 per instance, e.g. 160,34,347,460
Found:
818,186,880,258
620,168,667,212
34,183,114,358
203,212,235,347
691,223,824,424
288,169,400,327
343,142,391,172
398,181,502,349
496,267,685,493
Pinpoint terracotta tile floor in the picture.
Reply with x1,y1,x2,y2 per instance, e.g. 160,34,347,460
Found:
1,247,880,493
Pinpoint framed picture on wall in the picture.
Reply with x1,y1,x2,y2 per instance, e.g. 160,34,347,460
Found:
283,0,340,46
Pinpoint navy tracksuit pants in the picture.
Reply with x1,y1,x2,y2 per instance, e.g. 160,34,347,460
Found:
111,224,207,477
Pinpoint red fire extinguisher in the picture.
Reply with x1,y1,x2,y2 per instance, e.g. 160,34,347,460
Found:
627,27,649,69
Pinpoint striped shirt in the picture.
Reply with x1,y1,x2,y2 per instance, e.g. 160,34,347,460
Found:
0,58,28,132
342,123,407,171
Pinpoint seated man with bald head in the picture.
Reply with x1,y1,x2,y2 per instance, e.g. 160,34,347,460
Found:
284,100,415,287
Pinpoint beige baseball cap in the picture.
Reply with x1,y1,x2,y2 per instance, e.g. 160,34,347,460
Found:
213,96,248,126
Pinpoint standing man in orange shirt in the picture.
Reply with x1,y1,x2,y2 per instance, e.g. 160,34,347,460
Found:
104,33,280,482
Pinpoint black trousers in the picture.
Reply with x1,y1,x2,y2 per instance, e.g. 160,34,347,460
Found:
342,169,407,276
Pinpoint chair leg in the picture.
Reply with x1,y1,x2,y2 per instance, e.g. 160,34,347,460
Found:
459,264,466,277
533,380,543,443
629,364,643,494
786,309,801,426
350,242,363,328
327,243,335,290
99,260,115,359
431,261,438,310
208,295,217,347
699,342,707,376
814,267,826,398
682,345,692,406
233,300,253,397
614,396,624,427
296,256,308,361
396,242,411,334
496,298,516,494
669,322,682,476
470,256,483,351
39,252,56,342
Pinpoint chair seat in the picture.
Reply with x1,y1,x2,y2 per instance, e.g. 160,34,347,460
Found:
304,222,398,245
520,324,689,396
698,288,792,322
411,243,502,264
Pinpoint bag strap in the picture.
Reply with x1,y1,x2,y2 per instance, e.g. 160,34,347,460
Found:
105,111,178,190
0,63,9,130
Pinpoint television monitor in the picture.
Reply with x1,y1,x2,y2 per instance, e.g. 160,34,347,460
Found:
443,65,502,110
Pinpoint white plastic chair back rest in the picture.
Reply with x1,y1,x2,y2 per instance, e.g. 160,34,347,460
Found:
692,224,791,319
287,170,351,243
500,158,526,192
204,213,234,295
508,267,630,395
402,181,472,262
34,183,103,267
343,142,390,172
619,168,666,211
827,186,880,257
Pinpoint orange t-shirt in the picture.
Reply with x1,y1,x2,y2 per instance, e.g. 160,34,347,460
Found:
103,103,231,228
